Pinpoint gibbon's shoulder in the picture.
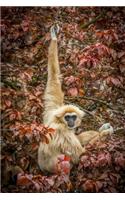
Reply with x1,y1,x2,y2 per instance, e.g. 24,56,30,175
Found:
53,104,85,118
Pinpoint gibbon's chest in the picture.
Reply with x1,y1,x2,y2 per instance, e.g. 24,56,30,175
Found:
50,128,81,152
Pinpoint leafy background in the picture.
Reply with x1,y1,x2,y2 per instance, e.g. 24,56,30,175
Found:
1,7,125,192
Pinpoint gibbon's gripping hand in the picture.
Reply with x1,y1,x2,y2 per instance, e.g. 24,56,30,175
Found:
50,24,59,40
99,123,114,134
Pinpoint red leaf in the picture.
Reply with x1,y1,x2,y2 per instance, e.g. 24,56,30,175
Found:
21,19,30,32
95,181,103,192
64,155,71,161
106,76,122,86
46,178,55,186
118,52,125,58
110,77,121,86
82,180,95,192
57,154,70,162
64,76,76,86
119,65,125,73
17,174,32,186
67,87,78,96
56,155,71,174
4,99,11,107
79,58,87,66
61,161,70,174
115,154,125,168
9,113,16,121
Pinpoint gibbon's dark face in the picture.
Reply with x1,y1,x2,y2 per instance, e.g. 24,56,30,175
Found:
64,112,81,129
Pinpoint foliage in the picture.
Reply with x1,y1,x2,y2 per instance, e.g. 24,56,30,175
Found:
1,7,125,192
72,135,125,192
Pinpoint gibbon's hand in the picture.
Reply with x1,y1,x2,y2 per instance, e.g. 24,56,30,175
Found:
99,123,114,134
50,24,59,40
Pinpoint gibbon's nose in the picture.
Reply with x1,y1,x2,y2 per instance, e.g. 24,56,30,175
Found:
67,120,74,128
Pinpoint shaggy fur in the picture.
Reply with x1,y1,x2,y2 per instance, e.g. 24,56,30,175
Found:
38,25,113,173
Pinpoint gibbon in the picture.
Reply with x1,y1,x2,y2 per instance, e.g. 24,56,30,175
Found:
38,25,113,173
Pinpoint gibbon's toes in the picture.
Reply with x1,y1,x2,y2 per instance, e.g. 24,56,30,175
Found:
50,24,59,39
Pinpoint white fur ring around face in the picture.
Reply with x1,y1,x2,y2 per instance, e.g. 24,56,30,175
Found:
99,123,114,134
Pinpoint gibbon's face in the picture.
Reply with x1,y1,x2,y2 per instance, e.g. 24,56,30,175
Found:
63,112,82,129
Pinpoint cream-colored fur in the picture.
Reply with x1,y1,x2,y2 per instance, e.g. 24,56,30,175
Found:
77,123,113,146
38,25,113,173
38,25,85,172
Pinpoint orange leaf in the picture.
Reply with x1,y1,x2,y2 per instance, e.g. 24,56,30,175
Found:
79,88,85,96
17,175,32,186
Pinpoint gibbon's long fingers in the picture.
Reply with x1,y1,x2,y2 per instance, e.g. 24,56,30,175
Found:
50,24,59,40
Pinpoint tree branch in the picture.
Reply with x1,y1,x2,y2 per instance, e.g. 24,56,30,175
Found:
65,96,125,117
80,11,106,29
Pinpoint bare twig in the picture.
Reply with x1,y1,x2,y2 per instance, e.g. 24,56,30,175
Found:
65,95,111,106
81,11,106,29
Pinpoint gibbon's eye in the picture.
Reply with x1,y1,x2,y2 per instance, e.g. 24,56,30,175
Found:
64,115,70,121
72,115,77,120
64,115,77,121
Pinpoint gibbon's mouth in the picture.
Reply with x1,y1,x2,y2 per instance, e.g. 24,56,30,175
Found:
67,124,75,129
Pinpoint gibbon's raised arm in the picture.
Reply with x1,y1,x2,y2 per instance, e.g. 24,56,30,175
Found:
44,25,64,117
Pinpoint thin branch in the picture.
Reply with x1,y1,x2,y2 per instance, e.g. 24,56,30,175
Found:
80,11,106,29
65,95,111,106
65,96,125,117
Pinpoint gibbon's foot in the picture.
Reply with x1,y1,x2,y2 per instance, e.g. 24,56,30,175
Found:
50,24,59,40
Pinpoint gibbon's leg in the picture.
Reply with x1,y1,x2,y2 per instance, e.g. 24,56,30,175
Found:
44,25,64,117
38,148,59,172
77,123,113,146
